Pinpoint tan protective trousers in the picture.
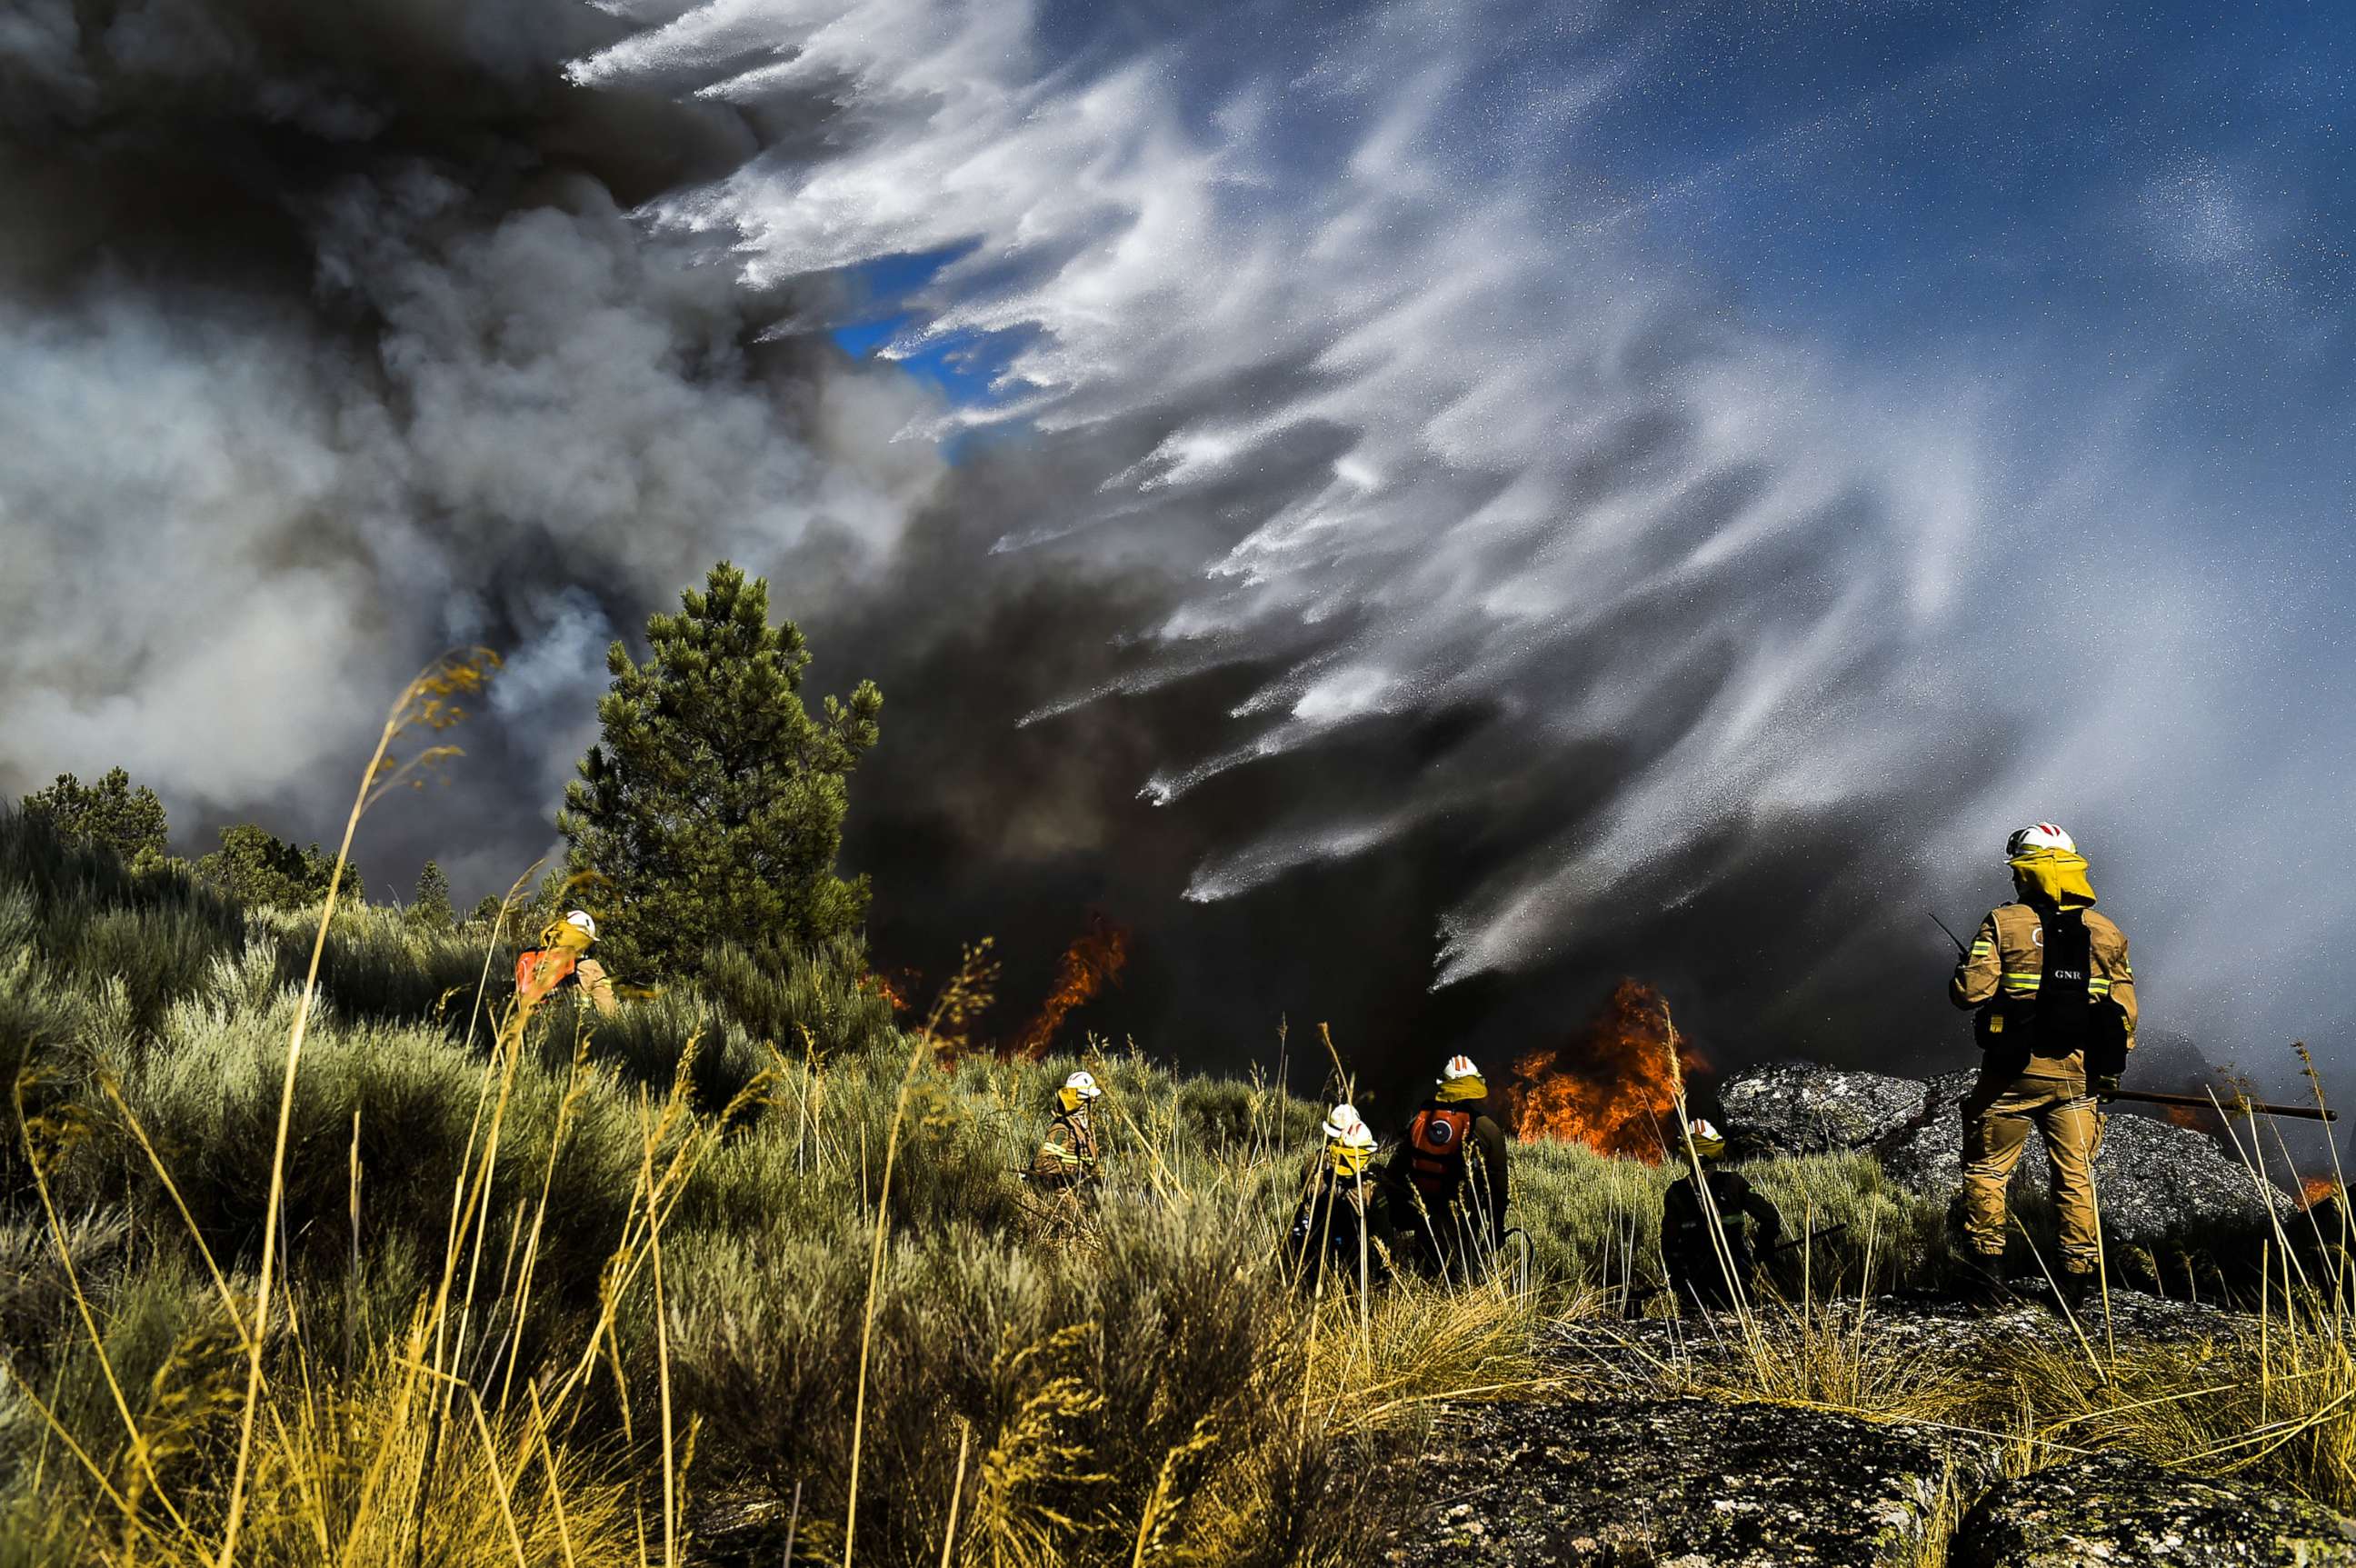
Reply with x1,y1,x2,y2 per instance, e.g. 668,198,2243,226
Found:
1960,1072,2106,1271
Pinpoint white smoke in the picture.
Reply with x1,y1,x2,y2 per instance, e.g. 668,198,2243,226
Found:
1,139,941,822
584,0,2356,1054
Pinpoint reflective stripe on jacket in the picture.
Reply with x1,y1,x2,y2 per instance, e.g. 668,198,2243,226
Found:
1030,1111,1098,1184
1950,902,2135,1075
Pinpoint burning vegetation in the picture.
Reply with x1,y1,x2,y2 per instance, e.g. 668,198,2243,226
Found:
1507,979,1707,1162
1013,912,1131,1060
859,967,917,1014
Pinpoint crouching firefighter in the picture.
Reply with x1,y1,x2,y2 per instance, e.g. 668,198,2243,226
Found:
1660,1117,1782,1312
1029,1071,1103,1191
1288,1104,1390,1293
516,910,620,1017
1949,823,2136,1311
1384,1055,1509,1284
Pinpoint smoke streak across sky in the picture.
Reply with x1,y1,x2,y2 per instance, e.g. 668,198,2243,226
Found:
3,0,2350,1093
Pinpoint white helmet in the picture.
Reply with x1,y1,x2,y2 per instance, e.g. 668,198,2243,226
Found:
1063,1070,1103,1102
2005,823,2075,858
1685,1117,1726,1158
1322,1103,1366,1142
564,909,598,942
1441,1054,1481,1082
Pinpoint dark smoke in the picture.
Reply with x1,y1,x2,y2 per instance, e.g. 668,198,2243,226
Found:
0,0,947,895
8,1,2350,1114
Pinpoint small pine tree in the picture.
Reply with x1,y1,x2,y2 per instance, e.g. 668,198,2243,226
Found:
467,894,506,930
196,824,361,910
20,767,169,870
411,860,454,929
559,561,883,982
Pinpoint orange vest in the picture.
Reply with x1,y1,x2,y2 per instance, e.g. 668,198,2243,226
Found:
515,948,578,1004
1406,1107,1473,1200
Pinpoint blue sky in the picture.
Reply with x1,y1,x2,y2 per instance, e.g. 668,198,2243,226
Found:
1576,4,2351,489
838,2,2350,510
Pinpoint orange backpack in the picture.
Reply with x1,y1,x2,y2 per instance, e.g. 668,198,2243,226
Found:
515,948,578,1004
1406,1107,1474,1200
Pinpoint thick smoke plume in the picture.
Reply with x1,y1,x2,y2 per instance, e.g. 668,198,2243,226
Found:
7,1,2352,1104
0,0,945,894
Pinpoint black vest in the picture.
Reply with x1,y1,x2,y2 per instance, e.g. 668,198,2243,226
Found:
2033,905,2093,1055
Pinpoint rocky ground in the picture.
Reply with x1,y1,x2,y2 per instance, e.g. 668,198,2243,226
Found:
1389,1292,2356,1567
1385,1057,2356,1565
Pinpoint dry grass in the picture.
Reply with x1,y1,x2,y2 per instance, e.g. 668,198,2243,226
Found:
15,679,2356,1563
2,744,1547,1568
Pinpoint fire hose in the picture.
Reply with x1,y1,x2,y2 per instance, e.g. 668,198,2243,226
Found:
2101,1087,2336,1124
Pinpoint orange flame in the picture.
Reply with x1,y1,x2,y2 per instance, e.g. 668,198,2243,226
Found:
1506,979,1706,1163
1013,914,1131,1060
2301,1176,2340,1210
2163,1104,2205,1131
860,969,917,1014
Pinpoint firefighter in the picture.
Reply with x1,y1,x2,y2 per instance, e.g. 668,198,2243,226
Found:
1288,1104,1389,1293
1385,1054,1510,1283
515,909,620,1017
1949,823,2137,1310
1029,1070,1103,1190
1659,1117,1782,1312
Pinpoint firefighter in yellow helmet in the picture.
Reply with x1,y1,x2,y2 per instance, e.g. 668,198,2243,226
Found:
1287,1104,1390,1292
1383,1054,1510,1283
1029,1071,1103,1190
1659,1117,1782,1312
1948,823,2137,1309
515,910,620,1017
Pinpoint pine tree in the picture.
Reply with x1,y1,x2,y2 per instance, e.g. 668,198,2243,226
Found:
411,860,454,929
20,767,169,870
196,824,361,909
559,561,883,982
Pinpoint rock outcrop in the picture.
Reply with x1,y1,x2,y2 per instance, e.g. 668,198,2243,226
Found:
1718,1064,1928,1158
1397,1294,2356,1566
1719,1062,2292,1249
1390,1395,1995,1566
1954,1451,2356,1566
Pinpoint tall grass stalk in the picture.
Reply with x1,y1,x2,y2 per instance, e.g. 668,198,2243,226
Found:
14,1073,206,1556
844,943,995,1567
219,651,491,1567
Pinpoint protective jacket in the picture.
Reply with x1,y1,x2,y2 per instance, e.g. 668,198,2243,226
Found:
1385,1084,1509,1273
1950,902,2135,1079
1029,1108,1098,1189
516,947,620,1017
1661,1168,1782,1310
1288,1160,1389,1292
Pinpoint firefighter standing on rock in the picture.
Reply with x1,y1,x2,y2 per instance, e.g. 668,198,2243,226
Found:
1949,823,2136,1310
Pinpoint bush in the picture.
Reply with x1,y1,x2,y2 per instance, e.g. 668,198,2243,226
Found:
702,932,898,1058
17,768,169,871
253,903,495,1030
0,806,244,1031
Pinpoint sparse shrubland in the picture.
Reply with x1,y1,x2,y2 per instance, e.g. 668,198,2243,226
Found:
0,802,1563,1566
